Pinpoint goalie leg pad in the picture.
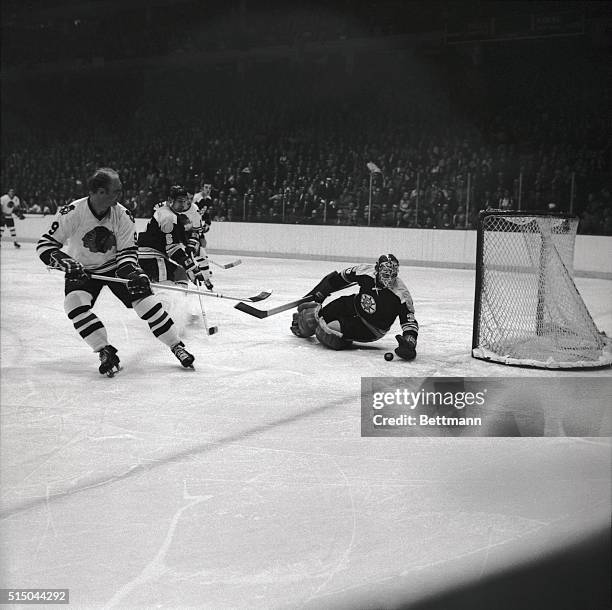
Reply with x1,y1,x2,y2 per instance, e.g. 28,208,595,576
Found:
291,301,320,337
315,317,352,350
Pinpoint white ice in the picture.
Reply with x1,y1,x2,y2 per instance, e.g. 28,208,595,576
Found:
1,244,611,609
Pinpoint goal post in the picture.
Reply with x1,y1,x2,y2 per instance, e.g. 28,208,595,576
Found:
472,210,612,369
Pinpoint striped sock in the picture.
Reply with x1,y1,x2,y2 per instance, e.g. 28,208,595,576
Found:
64,291,108,352
133,295,180,347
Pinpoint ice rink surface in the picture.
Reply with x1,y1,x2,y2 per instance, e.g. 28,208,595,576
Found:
1,243,611,609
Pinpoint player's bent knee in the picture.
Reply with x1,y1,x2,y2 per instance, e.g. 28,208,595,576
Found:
315,317,352,350
64,290,93,316
296,301,320,337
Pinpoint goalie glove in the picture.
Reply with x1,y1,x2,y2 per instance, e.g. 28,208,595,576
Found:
305,271,346,303
394,332,417,361
185,256,213,290
309,290,328,304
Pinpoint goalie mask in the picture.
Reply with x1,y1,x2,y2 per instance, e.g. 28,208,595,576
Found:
375,254,399,288
168,185,191,213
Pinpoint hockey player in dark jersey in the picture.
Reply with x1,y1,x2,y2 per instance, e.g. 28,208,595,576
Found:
290,254,419,360
137,185,212,290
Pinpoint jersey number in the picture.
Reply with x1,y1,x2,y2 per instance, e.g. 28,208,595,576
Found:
48,221,60,235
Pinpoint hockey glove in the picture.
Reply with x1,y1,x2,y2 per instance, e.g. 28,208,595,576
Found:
303,288,329,303
395,333,417,361
306,271,347,303
50,251,90,287
185,256,213,290
126,270,152,299
186,235,200,257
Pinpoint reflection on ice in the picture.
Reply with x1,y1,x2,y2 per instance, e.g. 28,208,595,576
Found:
1,245,610,608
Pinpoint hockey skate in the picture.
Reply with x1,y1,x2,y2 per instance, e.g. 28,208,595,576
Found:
171,341,195,368
98,344,121,377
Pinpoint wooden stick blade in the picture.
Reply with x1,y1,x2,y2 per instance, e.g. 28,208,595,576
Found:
234,302,269,318
234,296,311,319
247,291,272,302
211,258,242,269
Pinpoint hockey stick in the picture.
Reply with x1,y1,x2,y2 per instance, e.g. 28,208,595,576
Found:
196,290,218,335
86,273,271,302
234,296,312,319
188,256,219,336
234,283,357,319
210,258,242,269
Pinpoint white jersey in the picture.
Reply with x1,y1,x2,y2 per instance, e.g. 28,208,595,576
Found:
154,200,203,232
37,197,138,274
1,193,21,218
193,192,212,206
185,202,204,231
138,201,204,262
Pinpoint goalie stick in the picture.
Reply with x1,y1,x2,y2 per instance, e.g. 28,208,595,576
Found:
234,283,357,319
234,296,312,319
210,258,242,269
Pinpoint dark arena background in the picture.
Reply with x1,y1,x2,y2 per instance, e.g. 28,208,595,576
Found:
1,1,611,609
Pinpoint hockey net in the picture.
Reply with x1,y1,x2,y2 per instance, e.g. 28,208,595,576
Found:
472,211,612,369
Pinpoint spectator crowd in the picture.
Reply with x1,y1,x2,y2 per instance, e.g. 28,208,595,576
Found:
2,30,610,235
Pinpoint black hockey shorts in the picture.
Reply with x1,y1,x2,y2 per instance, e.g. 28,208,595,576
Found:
140,257,188,284
64,270,136,308
320,295,379,343
1,216,15,228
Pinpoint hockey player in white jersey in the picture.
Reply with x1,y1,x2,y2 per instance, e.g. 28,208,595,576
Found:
291,254,419,360
1,188,24,248
191,184,213,271
37,168,195,376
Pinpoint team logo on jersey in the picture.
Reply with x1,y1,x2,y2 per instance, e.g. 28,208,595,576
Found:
59,204,75,215
360,293,377,314
177,213,193,231
82,226,116,253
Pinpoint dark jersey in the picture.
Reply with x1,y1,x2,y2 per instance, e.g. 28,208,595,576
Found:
314,264,418,336
137,202,196,266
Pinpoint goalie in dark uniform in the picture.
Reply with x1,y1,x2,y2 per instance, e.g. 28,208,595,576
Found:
290,254,419,360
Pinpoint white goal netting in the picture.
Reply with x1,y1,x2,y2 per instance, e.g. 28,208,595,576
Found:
472,212,612,369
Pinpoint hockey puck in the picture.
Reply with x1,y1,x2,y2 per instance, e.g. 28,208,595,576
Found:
384,352,394,361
